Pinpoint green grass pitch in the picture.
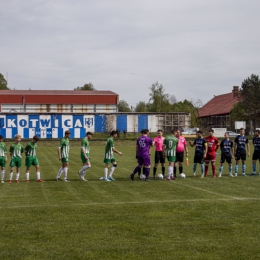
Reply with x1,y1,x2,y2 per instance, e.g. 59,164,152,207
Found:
1,140,260,259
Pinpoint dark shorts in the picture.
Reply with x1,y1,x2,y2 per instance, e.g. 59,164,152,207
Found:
220,153,232,164
253,152,260,161
235,150,246,161
194,153,204,164
137,155,150,167
155,151,165,164
175,152,184,163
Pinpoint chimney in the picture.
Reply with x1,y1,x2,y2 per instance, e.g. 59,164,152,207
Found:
232,86,239,98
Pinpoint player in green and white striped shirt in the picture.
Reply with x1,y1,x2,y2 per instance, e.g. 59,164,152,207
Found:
9,134,24,183
24,135,43,183
78,132,93,181
56,130,71,182
163,130,178,181
0,135,8,183
103,130,122,181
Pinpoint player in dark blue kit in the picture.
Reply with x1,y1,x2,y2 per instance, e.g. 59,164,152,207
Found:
250,130,260,176
218,132,234,177
234,128,250,176
188,131,208,178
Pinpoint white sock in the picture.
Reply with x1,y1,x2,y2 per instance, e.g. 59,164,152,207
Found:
36,172,40,180
26,172,29,180
56,167,64,178
9,172,13,180
80,165,90,173
104,168,108,179
64,167,68,180
16,173,20,181
109,166,116,177
82,171,86,178
168,167,172,178
1,170,5,180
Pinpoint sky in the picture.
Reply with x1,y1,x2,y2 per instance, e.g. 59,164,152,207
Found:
1,0,260,107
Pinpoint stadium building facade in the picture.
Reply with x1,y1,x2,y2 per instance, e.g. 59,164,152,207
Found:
0,90,191,138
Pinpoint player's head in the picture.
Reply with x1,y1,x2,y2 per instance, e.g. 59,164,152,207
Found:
15,134,22,143
240,128,245,135
65,130,71,137
86,131,93,140
0,135,3,142
32,135,39,143
209,129,214,136
175,129,181,137
197,130,203,138
224,132,229,139
157,129,163,137
110,130,117,138
142,129,149,135
255,130,260,136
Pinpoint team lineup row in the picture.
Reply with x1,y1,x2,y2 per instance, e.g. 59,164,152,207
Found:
0,127,259,183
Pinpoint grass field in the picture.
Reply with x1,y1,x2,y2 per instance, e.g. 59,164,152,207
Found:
1,139,260,259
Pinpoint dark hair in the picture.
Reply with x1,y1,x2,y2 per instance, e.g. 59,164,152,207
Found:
142,129,149,134
255,130,260,134
86,132,93,136
225,132,229,135
0,135,3,139
33,135,39,141
157,129,163,133
209,129,214,133
197,130,203,135
240,128,245,131
110,130,117,136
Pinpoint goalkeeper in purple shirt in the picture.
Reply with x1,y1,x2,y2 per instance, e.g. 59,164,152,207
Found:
130,129,153,181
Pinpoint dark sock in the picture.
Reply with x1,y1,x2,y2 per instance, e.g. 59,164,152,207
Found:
179,166,183,174
133,166,141,175
145,168,150,179
138,167,141,176
162,167,165,176
174,167,177,177
153,167,157,177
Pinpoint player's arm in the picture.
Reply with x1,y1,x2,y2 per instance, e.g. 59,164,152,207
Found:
234,137,238,152
231,145,235,158
112,147,122,156
215,138,220,152
247,139,250,157
184,140,188,156
204,142,208,158
81,147,89,159
4,146,7,162
189,140,195,147
24,144,29,156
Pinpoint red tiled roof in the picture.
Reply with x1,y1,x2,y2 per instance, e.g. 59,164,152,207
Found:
199,92,240,117
0,90,117,96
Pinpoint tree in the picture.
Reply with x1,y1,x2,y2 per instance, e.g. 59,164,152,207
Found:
148,81,171,112
0,73,9,90
135,101,148,112
74,83,95,91
230,102,248,130
118,100,131,112
172,99,201,127
240,74,260,129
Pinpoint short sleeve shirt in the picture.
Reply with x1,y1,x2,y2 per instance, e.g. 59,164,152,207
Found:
234,135,248,152
176,136,187,153
59,138,70,158
137,136,153,157
25,142,37,157
9,143,24,158
81,138,90,155
193,138,207,154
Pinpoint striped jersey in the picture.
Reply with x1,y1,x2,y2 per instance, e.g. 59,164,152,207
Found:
164,135,178,157
0,142,7,157
104,137,114,159
25,142,37,157
81,137,90,155
59,138,70,158
9,143,24,158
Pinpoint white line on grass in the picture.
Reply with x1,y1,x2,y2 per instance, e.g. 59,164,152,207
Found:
1,197,260,210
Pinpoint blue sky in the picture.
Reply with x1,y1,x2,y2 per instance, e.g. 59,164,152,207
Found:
1,0,260,107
